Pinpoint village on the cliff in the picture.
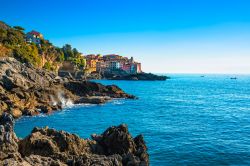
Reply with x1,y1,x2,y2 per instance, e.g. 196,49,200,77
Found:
26,30,142,76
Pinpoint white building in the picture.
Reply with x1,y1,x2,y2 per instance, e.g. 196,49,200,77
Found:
109,61,120,70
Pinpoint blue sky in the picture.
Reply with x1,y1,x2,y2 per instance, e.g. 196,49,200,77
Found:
1,0,250,73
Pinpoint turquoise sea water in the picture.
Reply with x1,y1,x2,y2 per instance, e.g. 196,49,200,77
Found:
15,74,250,165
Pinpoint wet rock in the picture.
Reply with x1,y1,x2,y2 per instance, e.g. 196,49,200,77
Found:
23,108,40,116
36,105,53,114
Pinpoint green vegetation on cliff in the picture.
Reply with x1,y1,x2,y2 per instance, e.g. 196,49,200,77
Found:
0,21,86,71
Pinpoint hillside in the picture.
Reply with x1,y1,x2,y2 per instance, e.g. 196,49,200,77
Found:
0,21,85,72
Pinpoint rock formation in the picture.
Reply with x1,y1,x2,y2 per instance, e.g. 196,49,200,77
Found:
0,57,136,118
0,113,149,166
102,72,169,81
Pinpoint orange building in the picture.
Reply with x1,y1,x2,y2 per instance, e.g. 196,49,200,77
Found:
85,59,97,73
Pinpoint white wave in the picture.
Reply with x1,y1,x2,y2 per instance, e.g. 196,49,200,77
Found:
50,95,57,106
57,91,74,108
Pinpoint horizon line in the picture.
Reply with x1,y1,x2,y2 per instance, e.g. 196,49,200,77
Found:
152,72,250,75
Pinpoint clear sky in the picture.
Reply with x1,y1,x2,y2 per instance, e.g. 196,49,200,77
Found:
1,0,250,73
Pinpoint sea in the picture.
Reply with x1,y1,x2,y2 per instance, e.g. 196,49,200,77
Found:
15,74,250,166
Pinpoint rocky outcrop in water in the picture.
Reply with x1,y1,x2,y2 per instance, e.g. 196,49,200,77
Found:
0,57,136,118
0,113,149,166
91,125,149,165
103,72,169,81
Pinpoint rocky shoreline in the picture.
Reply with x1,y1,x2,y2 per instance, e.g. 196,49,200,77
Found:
0,57,150,165
0,57,136,119
0,21,151,166
0,113,149,165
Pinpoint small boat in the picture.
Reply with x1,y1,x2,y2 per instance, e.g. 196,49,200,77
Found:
230,77,237,80
200,75,205,77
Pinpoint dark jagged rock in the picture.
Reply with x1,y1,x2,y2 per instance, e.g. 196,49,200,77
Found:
0,57,136,118
92,124,149,166
0,113,19,161
67,154,123,166
91,124,136,155
0,114,149,166
75,96,111,104
64,81,136,99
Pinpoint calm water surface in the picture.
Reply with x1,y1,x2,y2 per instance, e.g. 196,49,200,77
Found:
15,74,250,165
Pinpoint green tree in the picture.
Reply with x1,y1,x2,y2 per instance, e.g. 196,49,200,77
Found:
4,28,25,46
13,44,41,67
72,48,79,58
79,57,86,68
62,44,73,60
43,61,55,71
0,29,7,43
13,26,25,32
55,48,65,62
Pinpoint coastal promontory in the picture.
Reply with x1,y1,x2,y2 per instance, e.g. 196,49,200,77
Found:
0,57,136,118
102,72,169,81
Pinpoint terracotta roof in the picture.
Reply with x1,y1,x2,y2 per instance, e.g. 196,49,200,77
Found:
29,30,41,36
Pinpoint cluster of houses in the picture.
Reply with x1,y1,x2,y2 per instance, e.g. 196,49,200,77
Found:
84,54,142,74
25,30,142,75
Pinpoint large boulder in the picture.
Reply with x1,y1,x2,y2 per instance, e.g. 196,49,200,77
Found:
92,124,136,155
92,124,149,166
